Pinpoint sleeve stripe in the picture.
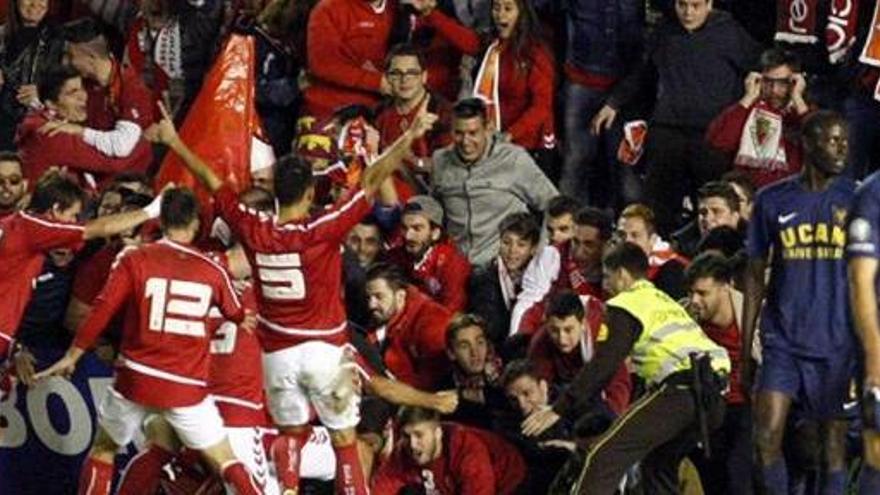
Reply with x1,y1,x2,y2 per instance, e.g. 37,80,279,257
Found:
20,211,85,232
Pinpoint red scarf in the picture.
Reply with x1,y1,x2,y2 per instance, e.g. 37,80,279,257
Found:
827,0,860,63
776,0,820,44
859,0,880,100
776,0,860,63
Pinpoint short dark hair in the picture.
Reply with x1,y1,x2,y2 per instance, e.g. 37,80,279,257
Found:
698,181,740,213
0,151,21,165
500,359,542,389
453,97,487,123
685,252,733,286
365,262,410,291
384,43,426,71
333,104,375,126
574,206,613,240
759,47,802,73
603,242,649,278
28,171,86,214
547,195,581,219
274,154,315,206
802,110,847,151
63,18,109,56
697,226,744,258
39,66,81,103
160,188,200,230
398,406,441,427
499,212,540,245
721,170,756,204
239,187,275,213
545,291,585,322
446,313,487,349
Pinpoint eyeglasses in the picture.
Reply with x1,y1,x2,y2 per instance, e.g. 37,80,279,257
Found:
386,69,423,81
761,77,793,87
0,176,23,187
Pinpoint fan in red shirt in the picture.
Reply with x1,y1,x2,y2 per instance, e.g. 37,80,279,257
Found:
374,44,453,176
147,100,438,495
0,170,159,367
372,406,527,494
527,292,631,417
510,207,613,336
36,188,263,495
0,153,28,220
365,263,453,391
384,195,470,312
16,67,152,189
705,47,809,189
303,0,397,120
409,0,555,151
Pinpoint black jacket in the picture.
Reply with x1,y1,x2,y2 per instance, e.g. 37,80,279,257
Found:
608,10,760,130
467,263,513,349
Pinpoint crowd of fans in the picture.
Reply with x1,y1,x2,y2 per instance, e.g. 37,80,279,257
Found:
2,0,880,494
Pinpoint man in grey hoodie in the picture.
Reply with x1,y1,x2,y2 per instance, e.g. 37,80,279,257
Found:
431,98,558,269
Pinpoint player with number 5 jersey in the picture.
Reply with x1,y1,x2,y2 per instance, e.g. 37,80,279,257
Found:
145,100,439,495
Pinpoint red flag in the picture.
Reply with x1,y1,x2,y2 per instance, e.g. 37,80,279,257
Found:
155,33,271,200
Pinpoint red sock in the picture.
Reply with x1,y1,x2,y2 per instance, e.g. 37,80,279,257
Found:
77,457,114,495
221,461,263,495
334,443,369,495
270,428,311,492
117,444,174,495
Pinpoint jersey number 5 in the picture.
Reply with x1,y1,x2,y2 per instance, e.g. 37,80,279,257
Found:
145,278,213,336
255,253,306,300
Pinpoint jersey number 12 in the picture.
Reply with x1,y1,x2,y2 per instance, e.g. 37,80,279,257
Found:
145,278,213,336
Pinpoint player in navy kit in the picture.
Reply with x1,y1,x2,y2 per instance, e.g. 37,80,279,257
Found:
846,149,880,494
742,110,856,495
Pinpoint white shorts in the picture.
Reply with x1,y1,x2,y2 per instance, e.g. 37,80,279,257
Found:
263,341,362,430
226,427,279,495
300,426,336,481
99,388,226,450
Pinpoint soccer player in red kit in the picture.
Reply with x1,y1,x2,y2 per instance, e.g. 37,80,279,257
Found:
0,171,161,367
372,406,527,494
148,101,437,495
37,189,263,495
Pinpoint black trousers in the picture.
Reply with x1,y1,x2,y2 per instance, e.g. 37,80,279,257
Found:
569,381,726,495
643,125,729,237
691,403,754,495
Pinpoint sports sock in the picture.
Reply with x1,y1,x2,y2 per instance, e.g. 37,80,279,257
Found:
77,457,114,495
221,460,262,495
117,444,175,495
270,428,311,493
334,442,369,495
821,469,846,495
860,464,880,495
761,458,789,495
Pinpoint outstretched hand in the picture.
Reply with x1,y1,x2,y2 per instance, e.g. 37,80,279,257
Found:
409,96,438,139
33,352,79,381
145,101,180,146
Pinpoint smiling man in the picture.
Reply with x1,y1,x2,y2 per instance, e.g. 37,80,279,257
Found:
0,152,27,219
431,97,557,268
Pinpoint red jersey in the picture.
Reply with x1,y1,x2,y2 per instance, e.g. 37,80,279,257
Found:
373,423,526,495
371,286,452,391
527,296,631,416
0,211,85,358
384,239,471,312
72,244,121,304
702,320,745,405
208,284,269,427
213,184,372,351
375,92,453,161
85,59,156,131
73,239,243,408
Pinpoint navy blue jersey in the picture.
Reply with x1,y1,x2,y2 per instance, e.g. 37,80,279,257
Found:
747,175,857,357
847,170,880,303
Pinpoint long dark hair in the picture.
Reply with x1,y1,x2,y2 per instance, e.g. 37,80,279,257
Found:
4,0,51,42
492,0,543,70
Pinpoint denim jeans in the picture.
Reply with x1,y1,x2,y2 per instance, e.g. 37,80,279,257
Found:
559,80,642,208
844,93,880,180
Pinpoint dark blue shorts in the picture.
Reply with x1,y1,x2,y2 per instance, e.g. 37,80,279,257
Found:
757,345,856,420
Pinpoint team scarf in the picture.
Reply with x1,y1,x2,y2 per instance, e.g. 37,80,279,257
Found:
473,40,503,131
775,0,860,64
860,0,880,100
734,101,788,173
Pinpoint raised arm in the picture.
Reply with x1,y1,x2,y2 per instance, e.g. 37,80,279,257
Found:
148,101,224,192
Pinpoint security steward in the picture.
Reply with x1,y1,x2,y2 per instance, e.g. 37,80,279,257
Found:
521,242,730,494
